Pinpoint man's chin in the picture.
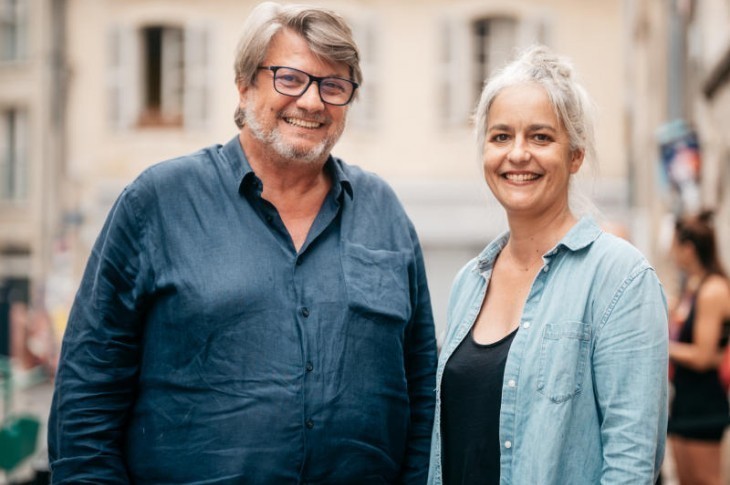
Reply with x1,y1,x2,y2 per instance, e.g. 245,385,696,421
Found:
274,141,331,165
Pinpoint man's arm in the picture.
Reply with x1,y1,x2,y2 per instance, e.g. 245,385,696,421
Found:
399,226,438,484
48,186,150,483
593,267,668,484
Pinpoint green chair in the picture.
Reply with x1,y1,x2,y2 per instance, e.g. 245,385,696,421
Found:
0,358,41,473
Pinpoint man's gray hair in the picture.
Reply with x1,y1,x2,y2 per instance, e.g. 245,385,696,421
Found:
474,45,596,167
233,2,362,128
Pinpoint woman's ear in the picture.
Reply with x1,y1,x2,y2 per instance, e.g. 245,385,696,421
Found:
569,148,585,174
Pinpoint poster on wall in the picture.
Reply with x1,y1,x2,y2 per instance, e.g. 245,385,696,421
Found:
657,119,702,215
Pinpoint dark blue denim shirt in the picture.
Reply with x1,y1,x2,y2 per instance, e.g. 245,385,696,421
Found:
48,136,437,484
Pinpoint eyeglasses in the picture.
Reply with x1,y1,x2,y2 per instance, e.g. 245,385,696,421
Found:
257,65,359,106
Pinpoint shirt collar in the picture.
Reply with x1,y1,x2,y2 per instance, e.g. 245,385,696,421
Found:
476,216,602,274
221,136,353,200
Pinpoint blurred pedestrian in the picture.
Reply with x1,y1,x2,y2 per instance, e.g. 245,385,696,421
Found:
427,45,668,484
47,2,437,483
668,210,730,485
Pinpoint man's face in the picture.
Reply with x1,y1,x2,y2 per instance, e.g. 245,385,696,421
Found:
238,29,350,165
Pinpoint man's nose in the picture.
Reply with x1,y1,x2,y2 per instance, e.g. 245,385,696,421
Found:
296,82,325,111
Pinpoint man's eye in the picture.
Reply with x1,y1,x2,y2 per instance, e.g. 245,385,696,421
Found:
321,80,347,94
279,74,303,84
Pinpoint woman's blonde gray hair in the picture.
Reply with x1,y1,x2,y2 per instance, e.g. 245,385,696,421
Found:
474,45,596,167
233,2,362,128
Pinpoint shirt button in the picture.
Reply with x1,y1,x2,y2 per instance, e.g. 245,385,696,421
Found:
507,379,516,388
300,307,310,317
306,419,314,429
504,440,512,449
523,321,531,329
296,257,303,266
306,362,314,372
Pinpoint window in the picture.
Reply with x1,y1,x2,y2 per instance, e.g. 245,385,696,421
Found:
0,0,27,62
108,24,211,130
439,13,548,127
0,108,28,202
471,18,517,102
139,26,184,126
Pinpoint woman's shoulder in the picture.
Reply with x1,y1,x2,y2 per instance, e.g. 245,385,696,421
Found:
698,274,730,303
587,230,653,274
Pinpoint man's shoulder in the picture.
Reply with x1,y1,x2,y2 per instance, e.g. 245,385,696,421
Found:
332,156,398,198
137,144,222,184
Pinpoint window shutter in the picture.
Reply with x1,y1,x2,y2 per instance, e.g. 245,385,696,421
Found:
439,16,471,127
347,15,377,130
14,109,27,200
107,25,139,130
0,109,27,201
183,25,211,131
0,111,9,199
519,14,551,47
161,27,184,123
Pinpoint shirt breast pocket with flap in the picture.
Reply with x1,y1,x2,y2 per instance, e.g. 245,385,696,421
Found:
537,321,592,403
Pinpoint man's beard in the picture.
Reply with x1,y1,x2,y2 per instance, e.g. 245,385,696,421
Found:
244,108,344,165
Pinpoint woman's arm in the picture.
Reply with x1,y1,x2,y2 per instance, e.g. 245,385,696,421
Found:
669,276,730,371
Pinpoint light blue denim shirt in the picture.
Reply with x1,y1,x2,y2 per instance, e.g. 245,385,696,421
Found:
428,216,668,484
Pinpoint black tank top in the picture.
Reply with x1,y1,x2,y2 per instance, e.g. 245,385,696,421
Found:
441,327,517,485
670,277,730,439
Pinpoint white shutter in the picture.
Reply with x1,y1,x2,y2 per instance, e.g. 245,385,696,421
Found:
440,16,471,127
161,27,184,123
519,14,551,47
183,25,211,131
0,109,27,201
485,18,517,78
0,111,8,199
14,108,27,200
107,25,139,130
347,16,377,130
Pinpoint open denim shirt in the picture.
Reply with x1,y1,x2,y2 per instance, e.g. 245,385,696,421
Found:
428,217,668,484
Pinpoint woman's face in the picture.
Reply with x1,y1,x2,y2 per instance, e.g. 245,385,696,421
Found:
482,83,583,219
670,232,694,271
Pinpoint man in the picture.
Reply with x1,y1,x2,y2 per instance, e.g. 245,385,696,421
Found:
48,2,437,483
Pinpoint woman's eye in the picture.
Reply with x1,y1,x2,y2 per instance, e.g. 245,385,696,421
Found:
492,134,509,142
534,133,551,142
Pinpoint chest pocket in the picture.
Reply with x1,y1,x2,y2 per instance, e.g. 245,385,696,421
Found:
342,243,412,324
537,321,591,403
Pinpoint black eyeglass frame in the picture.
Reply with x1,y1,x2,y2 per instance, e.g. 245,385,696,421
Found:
257,65,359,106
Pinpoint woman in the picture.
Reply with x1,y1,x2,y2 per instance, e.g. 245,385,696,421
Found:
427,46,668,484
668,211,730,485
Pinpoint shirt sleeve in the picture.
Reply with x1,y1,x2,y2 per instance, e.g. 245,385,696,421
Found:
593,266,669,484
399,223,438,484
48,184,151,483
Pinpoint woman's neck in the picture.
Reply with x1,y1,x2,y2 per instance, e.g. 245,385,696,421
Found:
505,209,578,266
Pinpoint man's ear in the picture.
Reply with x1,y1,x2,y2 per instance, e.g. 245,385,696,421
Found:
237,81,249,107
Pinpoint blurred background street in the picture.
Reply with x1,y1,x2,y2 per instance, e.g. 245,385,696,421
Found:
2,0,730,482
